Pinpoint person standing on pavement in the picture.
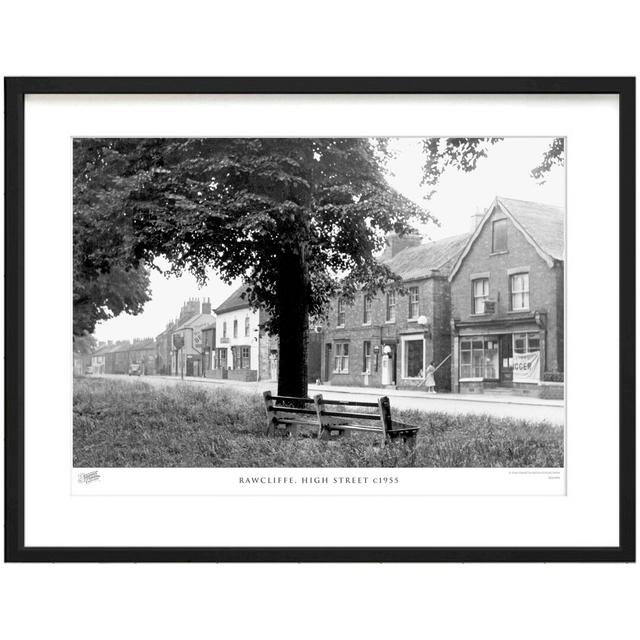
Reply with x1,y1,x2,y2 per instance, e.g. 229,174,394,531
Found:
425,361,436,393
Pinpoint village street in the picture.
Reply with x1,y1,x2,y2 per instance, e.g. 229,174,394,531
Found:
99,373,565,425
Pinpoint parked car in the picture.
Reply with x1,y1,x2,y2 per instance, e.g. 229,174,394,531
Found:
128,363,142,376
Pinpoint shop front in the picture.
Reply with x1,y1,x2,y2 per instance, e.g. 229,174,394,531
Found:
452,315,546,396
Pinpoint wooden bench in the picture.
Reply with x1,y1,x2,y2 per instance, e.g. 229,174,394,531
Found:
262,392,318,437
263,391,420,445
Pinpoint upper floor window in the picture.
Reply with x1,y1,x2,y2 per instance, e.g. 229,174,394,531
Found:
408,286,419,319
386,291,397,322
510,273,530,310
363,296,372,325
472,278,489,314
337,298,346,327
244,315,250,337
222,321,227,338
233,319,238,338
492,218,508,252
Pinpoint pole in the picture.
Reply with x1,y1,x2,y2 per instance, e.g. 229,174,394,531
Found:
433,353,452,373
417,353,452,387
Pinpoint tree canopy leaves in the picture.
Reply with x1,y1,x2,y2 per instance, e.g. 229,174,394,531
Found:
97,138,433,335
73,139,152,338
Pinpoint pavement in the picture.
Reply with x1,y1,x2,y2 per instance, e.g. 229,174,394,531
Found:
97,373,565,425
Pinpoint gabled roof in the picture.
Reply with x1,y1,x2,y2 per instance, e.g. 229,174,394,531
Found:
111,342,133,353
449,196,565,281
173,312,216,332
91,344,113,356
215,285,251,314
384,233,471,281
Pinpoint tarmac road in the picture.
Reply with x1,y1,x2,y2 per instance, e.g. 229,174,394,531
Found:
96,373,565,425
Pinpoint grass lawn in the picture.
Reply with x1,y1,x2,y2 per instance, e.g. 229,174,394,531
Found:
73,377,564,468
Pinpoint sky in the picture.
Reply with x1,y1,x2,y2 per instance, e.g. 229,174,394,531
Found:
93,137,565,342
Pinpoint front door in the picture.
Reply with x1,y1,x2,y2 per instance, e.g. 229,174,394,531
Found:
500,334,513,385
324,344,332,381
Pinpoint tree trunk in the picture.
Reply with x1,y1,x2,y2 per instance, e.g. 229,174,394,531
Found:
276,249,309,398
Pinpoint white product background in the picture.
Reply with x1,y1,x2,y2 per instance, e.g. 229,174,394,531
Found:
24,93,616,548
2,4,638,640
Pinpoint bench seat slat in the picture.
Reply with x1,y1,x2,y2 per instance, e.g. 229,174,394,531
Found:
273,418,320,427
321,410,380,420
270,395,314,403
269,406,317,415
328,424,383,432
320,399,379,408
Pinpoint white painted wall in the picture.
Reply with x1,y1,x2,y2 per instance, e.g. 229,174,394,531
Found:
215,307,260,370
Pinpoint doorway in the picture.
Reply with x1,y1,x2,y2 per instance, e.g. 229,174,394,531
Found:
499,334,513,385
324,343,332,381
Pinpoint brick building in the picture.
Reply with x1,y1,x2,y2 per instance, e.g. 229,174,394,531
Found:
104,341,132,374
320,233,469,391
155,321,176,375
128,337,157,375
170,298,215,377
90,342,111,374
449,196,564,398
200,323,216,374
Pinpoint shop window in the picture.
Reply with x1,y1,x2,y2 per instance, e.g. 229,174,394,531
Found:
408,286,419,319
513,332,540,354
337,298,346,327
363,341,372,374
472,278,489,314
403,338,424,378
363,296,372,325
510,273,530,310
333,343,349,373
386,290,397,322
492,218,508,252
460,337,498,379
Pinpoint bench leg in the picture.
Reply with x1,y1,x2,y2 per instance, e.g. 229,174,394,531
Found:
404,432,417,448
386,431,418,447
265,418,277,437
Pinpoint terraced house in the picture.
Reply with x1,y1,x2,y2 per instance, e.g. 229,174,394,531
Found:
320,233,469,391
449,197,564,398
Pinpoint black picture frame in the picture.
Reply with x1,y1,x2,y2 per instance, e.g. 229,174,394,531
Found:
4,77,635,563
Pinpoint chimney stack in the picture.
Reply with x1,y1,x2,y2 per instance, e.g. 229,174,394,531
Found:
202,297,212,315
381,232,423,259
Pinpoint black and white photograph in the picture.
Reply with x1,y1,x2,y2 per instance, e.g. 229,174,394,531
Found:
7,76,632,565
73,135,566,471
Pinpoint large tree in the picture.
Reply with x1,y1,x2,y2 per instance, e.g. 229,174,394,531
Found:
73,140,152,340
73,136,564,397
111,138,432,397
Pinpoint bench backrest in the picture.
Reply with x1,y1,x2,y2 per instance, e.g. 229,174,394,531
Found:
313,393,393,437
263,391,318,432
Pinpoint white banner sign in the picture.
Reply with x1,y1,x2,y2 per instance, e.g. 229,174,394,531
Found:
513,351,540,382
